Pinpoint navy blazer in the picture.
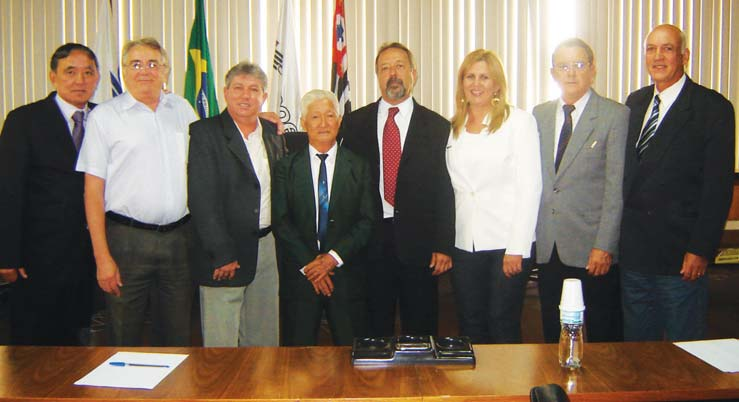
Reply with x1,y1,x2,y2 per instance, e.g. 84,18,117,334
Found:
0,92,94,279
620,77,735,275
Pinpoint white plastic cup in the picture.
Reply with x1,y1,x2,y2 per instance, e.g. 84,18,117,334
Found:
559,278,585,312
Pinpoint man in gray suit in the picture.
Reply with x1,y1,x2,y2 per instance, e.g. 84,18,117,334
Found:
533,38,629,343
188,62,286,346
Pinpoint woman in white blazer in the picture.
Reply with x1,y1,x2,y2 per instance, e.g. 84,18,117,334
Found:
446,49,542,343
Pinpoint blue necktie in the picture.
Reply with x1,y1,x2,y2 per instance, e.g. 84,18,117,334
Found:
317,153,329,248
636,95,661,159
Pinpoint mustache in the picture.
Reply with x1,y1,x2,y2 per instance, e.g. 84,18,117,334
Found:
386,77,405,87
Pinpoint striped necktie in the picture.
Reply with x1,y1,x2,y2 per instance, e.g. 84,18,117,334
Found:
636,95,661,158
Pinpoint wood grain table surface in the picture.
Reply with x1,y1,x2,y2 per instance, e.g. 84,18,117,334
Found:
0,342,737,401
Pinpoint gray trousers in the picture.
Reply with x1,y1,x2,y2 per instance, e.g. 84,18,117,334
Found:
199,233,279,347
105,219,192,346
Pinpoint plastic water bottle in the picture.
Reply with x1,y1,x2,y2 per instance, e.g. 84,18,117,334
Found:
558,279,585,370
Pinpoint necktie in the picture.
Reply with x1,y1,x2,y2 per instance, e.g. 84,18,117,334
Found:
317,153,329,248
382,107,401,206
554,104,575,172
636,95,661,158
71,110,85,152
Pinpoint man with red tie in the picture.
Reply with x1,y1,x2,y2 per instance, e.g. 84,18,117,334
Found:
339,42,454,337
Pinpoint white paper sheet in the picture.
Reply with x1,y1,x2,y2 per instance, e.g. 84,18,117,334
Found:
674,338,739,373
74,351,188,389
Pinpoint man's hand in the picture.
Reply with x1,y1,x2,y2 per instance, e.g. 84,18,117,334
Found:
429,252,453,276
586,248,612,276
0,267,27,283
213,261,240,281
96,255,123,296
502,254,523,278
310,275,334,296
303,254,338,282
258,112,285,135
680,252,708,281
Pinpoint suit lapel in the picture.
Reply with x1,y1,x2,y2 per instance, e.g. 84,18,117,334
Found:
259,117,284,172
330,147,352,214
221,111,259,181
556,93,599,176
638,79,694,172
43,93,81,165
539,101,557,181
294,150,318,240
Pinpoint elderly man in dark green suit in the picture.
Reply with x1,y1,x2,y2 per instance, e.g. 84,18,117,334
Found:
273,90,379,346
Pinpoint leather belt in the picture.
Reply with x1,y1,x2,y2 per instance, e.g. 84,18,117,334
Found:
106,211,190,233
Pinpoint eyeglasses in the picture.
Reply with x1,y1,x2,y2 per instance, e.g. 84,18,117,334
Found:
554,62,590,72
127,61,164,71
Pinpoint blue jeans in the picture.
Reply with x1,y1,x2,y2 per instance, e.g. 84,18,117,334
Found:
621,269,707,341
451,248,532,344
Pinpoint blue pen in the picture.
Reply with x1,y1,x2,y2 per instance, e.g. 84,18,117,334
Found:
109,361,170,368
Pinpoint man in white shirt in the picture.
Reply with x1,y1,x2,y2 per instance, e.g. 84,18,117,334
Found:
0,43,99,345
620,25,734,341
77,38,198,346
533,38,629,343
188,62,286,347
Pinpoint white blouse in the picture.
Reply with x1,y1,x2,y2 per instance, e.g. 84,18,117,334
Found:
445,108,542,257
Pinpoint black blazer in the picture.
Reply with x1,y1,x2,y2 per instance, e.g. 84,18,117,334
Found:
0,92,94,279
188,111,286,287
339,98,454,266
620,77,735,275
272,146,379,300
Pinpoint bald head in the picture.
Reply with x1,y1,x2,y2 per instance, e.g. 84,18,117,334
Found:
644,24,690,91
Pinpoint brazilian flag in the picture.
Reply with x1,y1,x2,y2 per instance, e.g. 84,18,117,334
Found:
184,0,219,118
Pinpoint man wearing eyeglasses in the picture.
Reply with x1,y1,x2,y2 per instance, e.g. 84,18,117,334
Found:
76,37,198,346
533,38,629,343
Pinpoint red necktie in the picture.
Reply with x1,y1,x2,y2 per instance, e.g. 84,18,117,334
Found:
383,107,401,206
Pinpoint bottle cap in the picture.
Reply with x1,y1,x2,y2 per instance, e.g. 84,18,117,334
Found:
559,278,585,312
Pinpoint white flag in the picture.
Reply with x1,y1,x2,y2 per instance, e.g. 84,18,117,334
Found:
91,0,121,104
268,0,301,132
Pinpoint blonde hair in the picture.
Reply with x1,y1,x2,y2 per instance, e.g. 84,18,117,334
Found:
450,49,510,138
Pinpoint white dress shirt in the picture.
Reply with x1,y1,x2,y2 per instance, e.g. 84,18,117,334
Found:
307,143,343,266
236,120,271,229
446,108,542,257
76,91,198,224
54,93,90,138
553,90,591,159
640,73,686,132
376,96,414,218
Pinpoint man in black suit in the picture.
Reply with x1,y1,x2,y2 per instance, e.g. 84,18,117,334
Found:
620,24,735,341
0,43,99,345
339,42,455,336
273,90,378,345
188,62,286,346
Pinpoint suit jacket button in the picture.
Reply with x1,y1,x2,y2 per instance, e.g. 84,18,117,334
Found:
253,208,259,214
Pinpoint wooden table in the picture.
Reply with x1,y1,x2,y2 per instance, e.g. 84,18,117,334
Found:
0,342,737,401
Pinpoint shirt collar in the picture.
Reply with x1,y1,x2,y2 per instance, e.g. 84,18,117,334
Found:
379,96,414,117
54,92,89,118
558,88,592,111
653,73,686,101
309,142,338,160
120,91,166,111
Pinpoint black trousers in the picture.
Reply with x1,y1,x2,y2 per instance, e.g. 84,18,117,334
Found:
365,219,439,337
9,267,93,346
451,248,532,344
283,294,366,346
537,245,623,343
